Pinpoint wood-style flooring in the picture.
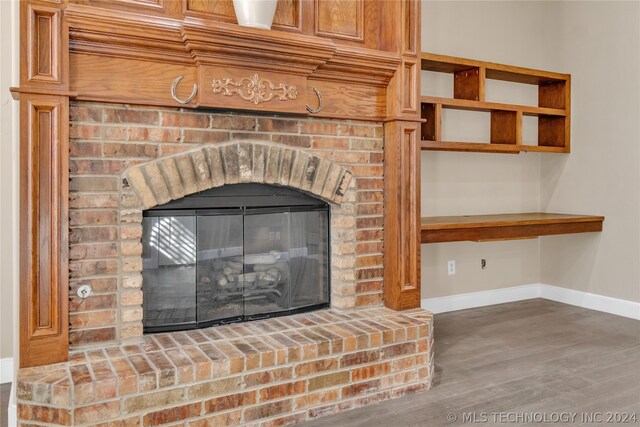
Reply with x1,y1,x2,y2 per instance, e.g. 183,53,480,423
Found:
299,299,640,427
0,382,9,427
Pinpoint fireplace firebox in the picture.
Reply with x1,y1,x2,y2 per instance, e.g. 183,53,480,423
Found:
141,184,330,333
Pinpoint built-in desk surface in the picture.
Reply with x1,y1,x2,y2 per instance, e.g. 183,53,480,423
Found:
421,213,605,243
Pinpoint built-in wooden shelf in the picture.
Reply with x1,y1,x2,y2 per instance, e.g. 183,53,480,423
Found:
421,52,569,85
421,213,604,244
420,140,567,154
420,52,571,154
421,96,566,117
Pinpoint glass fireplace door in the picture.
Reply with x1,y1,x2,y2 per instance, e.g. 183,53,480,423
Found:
141,183,331,332
290,209,329,310
142,216,197,330
243,210,291,318
242,207,330,318
196,214,244,324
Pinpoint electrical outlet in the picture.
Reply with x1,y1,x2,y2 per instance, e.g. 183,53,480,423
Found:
447,260,456,275
481,259,487,269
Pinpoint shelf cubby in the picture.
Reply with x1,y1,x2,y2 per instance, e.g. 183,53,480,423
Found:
420,52,571,154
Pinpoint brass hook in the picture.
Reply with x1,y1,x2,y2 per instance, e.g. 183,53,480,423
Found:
171,75,198,105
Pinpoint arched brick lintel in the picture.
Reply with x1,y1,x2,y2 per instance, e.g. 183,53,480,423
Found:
124,141,354,209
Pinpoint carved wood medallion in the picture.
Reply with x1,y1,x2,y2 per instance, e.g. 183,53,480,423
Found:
212,73,298,105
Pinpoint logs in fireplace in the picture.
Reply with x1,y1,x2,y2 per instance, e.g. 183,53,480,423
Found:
141,184,330,332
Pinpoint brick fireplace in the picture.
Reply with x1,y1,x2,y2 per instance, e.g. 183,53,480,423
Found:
67,102,386,349
16,102,433,426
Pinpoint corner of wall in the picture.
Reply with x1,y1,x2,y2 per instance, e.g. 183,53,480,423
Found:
537,1,640,303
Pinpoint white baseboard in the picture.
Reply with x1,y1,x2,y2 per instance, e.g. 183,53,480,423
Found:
8,386,16,427
422,284,640,320
421,284,542,314
0,357,13,384
540,284,640,320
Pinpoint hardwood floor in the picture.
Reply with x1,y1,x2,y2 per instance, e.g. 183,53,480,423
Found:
0,383,10,427
299,299,640,427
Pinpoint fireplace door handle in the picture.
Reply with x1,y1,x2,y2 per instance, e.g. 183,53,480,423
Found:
306,87,323,114
171,75,198,105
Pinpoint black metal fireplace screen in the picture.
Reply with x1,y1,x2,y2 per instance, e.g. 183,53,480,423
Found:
141,184,330,333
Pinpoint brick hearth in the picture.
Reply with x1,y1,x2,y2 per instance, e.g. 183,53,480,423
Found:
17,308,433,426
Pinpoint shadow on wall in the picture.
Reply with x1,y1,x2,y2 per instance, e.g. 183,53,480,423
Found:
540,233,602,293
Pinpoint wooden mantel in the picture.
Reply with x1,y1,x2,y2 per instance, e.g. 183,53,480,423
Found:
64,3,403,119
16,0,422,367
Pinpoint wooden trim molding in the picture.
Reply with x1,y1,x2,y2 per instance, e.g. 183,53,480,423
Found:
313,45,399,87
19,0,70,368
383,0,422,310
22,1,69,91
384,121,421,310
61,3,401,120
64,3,399,77
26,5,61,84
66,4,189,64
10,86,77,98
402,0,418,56
19,94,69,368
402,60,418,113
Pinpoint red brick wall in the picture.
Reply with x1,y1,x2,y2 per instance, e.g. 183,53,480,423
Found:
69,102,385,349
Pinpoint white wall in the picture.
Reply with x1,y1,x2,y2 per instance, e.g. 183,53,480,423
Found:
421,1,543,298
539,1,640,303
421,0,640,305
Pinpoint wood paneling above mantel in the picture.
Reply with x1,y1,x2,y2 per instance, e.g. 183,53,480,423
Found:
64,2,401,120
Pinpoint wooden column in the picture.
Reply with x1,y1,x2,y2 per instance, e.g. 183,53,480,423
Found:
383,0,422,310
17,0,70,367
